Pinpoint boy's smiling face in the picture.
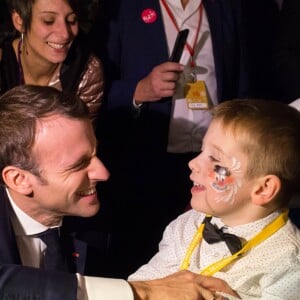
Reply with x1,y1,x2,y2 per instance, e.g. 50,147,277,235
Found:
189,119,256,222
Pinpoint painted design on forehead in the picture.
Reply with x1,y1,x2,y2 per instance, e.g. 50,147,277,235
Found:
210,157,242,204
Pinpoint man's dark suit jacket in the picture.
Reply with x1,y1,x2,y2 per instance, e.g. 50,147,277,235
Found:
94,0,280,161
95,0,279,152
0,186,110,299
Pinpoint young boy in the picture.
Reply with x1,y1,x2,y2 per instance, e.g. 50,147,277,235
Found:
129,99,300,299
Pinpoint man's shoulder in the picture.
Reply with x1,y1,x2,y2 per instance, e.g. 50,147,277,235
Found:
0,185,8,204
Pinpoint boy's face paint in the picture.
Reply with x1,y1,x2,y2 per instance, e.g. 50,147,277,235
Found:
189,120,254,218
209,157,242,204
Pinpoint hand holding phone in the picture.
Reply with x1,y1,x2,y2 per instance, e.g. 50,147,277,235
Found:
169,29,189,62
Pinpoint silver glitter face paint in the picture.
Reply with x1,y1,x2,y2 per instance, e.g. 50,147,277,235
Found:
214,165,231,188
210,157,242,204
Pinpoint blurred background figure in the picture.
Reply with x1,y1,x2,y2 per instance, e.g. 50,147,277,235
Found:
272,0,300,103
272,0,300,228
91,0,280,278
0,0,103,120
0,0,11,47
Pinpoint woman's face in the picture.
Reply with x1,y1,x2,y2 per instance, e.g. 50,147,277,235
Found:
23,0,79,64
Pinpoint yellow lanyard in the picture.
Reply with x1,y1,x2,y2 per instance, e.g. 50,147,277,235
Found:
180,210,288,276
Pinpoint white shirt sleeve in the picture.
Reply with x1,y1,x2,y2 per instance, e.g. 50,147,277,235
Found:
77,274,134,300
289,98,300,111
132,98,143,109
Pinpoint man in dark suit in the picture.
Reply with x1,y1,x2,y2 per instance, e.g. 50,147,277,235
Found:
0,85,237,299
93,0,279,277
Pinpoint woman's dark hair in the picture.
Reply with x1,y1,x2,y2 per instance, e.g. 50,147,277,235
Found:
6,0,82,32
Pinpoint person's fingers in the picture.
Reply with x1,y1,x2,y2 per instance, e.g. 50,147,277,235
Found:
154,61,184,73
197,274,240,298
199,287,218,300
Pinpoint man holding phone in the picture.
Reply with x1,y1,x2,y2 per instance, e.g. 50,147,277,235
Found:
93,0,279,278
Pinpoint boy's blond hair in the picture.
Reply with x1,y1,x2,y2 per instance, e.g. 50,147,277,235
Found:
212,99,300,204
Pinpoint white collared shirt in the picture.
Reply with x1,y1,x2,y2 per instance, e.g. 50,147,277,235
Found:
160,0,217,153
129,209,300,299
8,189,58,268
7,189,133,300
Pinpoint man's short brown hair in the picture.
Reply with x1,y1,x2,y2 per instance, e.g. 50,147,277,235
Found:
0,85,89,184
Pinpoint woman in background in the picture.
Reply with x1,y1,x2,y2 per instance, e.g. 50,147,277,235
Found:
0,0,103,119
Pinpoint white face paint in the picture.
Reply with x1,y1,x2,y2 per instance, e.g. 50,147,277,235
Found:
210,156,242,204
190,120,253,219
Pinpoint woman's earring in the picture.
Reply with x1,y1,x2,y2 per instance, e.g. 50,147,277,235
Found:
20,32,24,45
20,32,28,55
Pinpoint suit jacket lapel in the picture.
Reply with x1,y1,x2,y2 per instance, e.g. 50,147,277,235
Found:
72,238,88,274
60,232,87,274
137,0,169,63
0,186,22,264
0,186,91,275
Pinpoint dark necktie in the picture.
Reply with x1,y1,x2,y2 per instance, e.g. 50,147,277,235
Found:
37,228,68,272
202,216,242,254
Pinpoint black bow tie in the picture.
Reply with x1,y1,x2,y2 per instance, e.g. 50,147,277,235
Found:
202,216,242,254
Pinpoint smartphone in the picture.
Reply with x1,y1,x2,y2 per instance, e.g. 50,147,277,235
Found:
169,29,189,62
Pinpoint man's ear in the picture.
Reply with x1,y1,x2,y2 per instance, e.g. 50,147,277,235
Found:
251,175,281,206
11,10,24,33
2,166,33,195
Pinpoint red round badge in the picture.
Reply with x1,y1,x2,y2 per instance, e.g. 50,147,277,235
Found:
141,9,157,24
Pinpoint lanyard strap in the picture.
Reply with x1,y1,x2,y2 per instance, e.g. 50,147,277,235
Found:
160,0,203,66
180,210,289,275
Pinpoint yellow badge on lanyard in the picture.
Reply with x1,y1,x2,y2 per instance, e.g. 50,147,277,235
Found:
185,80,209,109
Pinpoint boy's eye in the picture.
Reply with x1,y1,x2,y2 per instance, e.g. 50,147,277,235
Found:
209,155,219,163
214,165,230,177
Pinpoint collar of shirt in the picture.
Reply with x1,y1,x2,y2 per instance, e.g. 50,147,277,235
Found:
163,0,202,27
210,211,281,242
7,188,62,237
7,188,63,267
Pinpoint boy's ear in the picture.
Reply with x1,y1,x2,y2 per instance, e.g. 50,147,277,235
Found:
251,175,281,206
11,10,24,33
2,166,33,195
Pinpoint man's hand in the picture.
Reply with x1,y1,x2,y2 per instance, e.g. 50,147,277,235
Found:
133,62,184,104
129,270,240,300
196,274,240,298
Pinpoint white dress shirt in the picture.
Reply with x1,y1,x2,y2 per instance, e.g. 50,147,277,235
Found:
7,189,133,300
129,209,300,299
160,0,217,153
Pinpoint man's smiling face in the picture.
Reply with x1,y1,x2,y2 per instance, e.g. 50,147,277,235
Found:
22,114,109,224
